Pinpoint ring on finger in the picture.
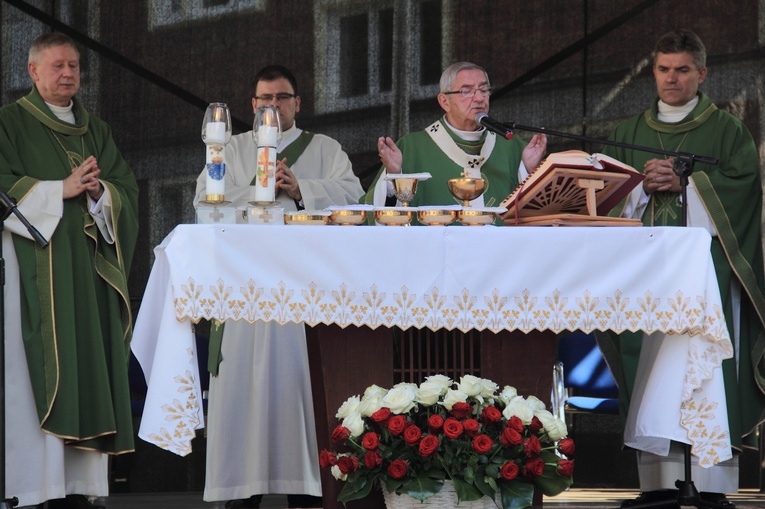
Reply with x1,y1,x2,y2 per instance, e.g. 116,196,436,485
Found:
80,177,88,184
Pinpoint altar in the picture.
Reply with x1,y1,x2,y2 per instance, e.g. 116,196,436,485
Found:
131,223,732,507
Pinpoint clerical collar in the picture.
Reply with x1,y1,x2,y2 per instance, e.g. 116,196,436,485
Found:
443,117,484,142
657,96,699,123
46,100,76,124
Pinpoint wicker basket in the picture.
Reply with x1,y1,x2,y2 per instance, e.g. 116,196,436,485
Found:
383,480,500,509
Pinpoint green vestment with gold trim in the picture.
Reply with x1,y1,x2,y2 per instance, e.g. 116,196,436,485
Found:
363,117,526,213
601,92,765,451
0,87,139,454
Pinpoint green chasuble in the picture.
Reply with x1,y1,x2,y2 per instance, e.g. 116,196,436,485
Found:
600,92,765,451
363,116,526,220
0,87,139,454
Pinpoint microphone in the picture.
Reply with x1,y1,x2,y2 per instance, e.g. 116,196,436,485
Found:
475,112,513,140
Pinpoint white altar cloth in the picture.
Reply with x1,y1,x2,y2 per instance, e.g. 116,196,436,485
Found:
131,224,732,465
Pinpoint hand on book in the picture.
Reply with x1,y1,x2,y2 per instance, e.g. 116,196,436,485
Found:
643,158,681,194
521,132,547,173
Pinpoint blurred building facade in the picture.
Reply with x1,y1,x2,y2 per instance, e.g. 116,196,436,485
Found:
1,0,764,491
2,0,763,299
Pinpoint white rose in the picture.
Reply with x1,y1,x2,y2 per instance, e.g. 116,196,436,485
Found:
331,464,347,481
535,409,568,441
336,395,360,420
479,378,499,401
502,395,534,424
525,395,547,413
342,412,366,438
499,386,518,405
382,385,417,414
363,384,389,400
458,375,484,398
440,388,469,411
416,381,442,406
424,374,453,394
358,395,385,417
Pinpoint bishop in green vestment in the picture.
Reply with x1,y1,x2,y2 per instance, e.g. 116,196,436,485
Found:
0,33,138,508
363,62,547,216
599,30,765,505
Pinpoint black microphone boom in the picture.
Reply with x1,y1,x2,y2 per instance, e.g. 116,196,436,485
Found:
475,113,514,140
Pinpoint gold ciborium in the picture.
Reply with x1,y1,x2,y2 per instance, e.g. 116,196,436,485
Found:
391,177,419,207
447,176,488,207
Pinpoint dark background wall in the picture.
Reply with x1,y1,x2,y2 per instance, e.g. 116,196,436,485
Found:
2,0,764,493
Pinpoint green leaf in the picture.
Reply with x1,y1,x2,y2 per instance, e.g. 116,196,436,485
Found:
500,480,534,509
398,474,443,502
452,477,483,502
337,476,375,504
533,468,573,497
473,466,497,500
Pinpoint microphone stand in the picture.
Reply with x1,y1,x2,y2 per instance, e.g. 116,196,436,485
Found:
493,120,729,509
0,190,49,509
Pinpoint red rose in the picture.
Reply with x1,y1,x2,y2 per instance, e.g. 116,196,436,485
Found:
472,434,494,455
371,407,391,425
481,406,502,426
557,458,575,478
364,450,383,469
500,461,520,480
523,435,541,457
500,426,523,447
387,459,409,479
558,437,575,457
388,415,407,436
507,415,524,433
319,449,337,469
428,414,445,434
463,418,480,437
443,417,464,439
403,424,422,446
331,425,350,443
451,402,473,419
529,416,543,433
362,431,380,450
337,455,359,474
418,434,439,457
523,457,545,479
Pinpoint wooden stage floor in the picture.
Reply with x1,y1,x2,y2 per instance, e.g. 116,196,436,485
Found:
94,488,765,509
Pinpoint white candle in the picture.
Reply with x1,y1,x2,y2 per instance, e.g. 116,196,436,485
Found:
205,146,226,201
206,121,227,145
254,146,276,202
257,124,278,147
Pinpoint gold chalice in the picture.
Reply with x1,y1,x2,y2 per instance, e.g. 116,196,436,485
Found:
447,177,488,207
391,177,419,207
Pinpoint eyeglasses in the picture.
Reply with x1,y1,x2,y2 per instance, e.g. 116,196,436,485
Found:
443,86,492,99
255,93,296,103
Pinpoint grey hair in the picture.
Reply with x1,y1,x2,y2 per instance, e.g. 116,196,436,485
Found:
28,32,79,65
439,62,490,93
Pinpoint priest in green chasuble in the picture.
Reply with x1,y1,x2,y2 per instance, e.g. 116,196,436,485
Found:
0,34,138,509
599,29,765,508
363,62,547,215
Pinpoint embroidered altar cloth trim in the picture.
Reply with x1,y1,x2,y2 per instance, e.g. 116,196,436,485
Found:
131,224,732,464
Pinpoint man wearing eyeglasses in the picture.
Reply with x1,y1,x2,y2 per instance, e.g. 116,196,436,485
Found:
194,65,363,509
365,61,547,211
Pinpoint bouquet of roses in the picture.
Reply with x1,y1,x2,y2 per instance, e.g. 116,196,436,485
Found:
319,374,574,508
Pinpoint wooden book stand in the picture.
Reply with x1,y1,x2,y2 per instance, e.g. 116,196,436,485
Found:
500,151,645,227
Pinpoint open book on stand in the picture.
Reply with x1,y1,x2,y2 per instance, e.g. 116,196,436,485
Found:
500,150,645,226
